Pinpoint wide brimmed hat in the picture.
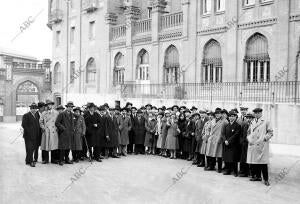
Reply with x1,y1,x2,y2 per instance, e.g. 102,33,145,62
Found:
137,109,143,114
29,102,38,109
38,102,46,108
98,105,106,111
125,102,133,107
172,105,179,110
65,101,75,107
140,106,146,110
253,108,263,113
131,107,137,110
231,108,239,114
245,112,254,118
73,106,81,112
228,111,238,117
145,104,152,108
45,99,55,105
199,110,206,114
191,106,198,111
56,105,65,110
240,106,248,111
192,112,200,117
214,108,222,114
87,102,96,108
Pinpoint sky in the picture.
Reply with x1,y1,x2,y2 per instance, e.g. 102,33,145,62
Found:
0,0,52,60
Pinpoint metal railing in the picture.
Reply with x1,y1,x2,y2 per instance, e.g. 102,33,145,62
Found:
120,81,300,104
111,24,126,40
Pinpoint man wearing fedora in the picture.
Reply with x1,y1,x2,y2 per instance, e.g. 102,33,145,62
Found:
247,108,273,186
39,100,59,164
55,101,75,165
21,102,40,167
132,109,146,154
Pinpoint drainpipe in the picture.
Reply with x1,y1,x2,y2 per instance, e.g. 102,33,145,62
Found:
79,0,82,93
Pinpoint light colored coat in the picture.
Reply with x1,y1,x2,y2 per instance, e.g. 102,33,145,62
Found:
201,120,212,155
206,118,228,158
247,117,273,164
39,109,59,151
118,115,132,145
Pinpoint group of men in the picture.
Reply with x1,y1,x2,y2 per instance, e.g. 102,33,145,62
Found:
21,100,273,186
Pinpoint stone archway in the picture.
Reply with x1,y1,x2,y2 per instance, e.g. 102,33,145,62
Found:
16,80,39,119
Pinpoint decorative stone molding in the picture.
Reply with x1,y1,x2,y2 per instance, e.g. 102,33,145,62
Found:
238,18,277,30
110,40,126,49
289,14,300,22
132,35,152,44
159,29,182,40
105,12,118,25
124,6,141,21
197,26,227,36
151,0,167,12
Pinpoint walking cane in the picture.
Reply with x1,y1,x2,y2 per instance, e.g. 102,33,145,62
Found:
82,135,92,163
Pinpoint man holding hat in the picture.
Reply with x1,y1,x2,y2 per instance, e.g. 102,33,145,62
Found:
247,108,273,186
55,101,75,165
39,100,59,164
22,102,40,167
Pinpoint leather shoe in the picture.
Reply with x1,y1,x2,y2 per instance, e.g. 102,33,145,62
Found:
238,174,248,177
264,181,270,186
30,162,35,167
65,160,73,164
95,158,102,162
250,177,262,181
223,171,231,175
51,160,59,164
112,155,120,158
59,162,64,166
42,161,49,164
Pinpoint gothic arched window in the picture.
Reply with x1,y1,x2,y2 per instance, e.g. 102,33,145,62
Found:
164,45,179,84
86,58,96,83
114,52,125,85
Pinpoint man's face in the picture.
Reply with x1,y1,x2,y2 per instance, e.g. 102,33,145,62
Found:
173,107,178,112
215,113,222,119
30,108,37,114
89,107,95,112
254,112,262,119
48,105,53,110
132,109,137,114
122,110,127,116
74,110,80,116
241,109,247,116
66,106,72,111
229,115,236,123
58,109,63,113
200,113,205,118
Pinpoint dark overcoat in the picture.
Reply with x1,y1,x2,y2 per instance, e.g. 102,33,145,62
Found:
55,110,75,150
97,115,108,147
84,111,101,147
182,120,195,153
22,111,40,150
195,117,208,153
240,120,250,162
72,115,86,150
118,115,132,145
105,115,119,148
132,116,146,145
144,118,157,147
223,121,241,162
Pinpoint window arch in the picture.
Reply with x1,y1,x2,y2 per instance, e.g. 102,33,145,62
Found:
114,52,125,85
164,45,179,84
244,33,270,82
202,39,222,83
16,80,39,108
86,58,96,83
53,62,61,84
136,49,149,80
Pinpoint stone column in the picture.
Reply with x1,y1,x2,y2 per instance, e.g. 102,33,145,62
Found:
150,0,166,84
182,0,190,40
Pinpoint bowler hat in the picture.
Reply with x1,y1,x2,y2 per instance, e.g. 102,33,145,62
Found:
131,107,137,110
145,104,152,108
172,105,179,110
231,108,239,114
87,102,96,108
191,106,198,111
65,101,75,107
125,102,133,107
228,111,237,117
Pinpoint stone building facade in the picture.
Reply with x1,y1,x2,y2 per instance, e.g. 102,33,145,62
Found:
0,48,51,122
48,0,300,144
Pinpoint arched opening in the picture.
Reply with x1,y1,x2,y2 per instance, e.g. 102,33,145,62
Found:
244,33,270,82
202,39,222,83
86,58,96,84
53,62,61,84
164,45,179,84
114,52,125,85
136,49,150,81
16,80,39,116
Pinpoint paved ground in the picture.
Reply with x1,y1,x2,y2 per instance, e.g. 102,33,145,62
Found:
0,122,300,204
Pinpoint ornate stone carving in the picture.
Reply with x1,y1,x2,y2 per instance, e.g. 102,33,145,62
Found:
105,12,118,25
289,14,300,22
151,0,167,12
238,18,277,30
197,26,227,36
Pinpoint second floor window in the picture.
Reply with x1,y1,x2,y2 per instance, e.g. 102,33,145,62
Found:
70,27,75,44
89,21,95,40
202,0,212,15
216,0,225,12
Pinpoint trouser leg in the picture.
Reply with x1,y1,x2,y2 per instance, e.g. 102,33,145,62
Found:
42,150,49,162
261,164,269,181
64,149,70,162
34,146,39,161
217,157,223,171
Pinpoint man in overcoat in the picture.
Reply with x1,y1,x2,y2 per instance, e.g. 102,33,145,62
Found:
132,109,146,154
22,103,40,167
194,110,208,167
39,100,59,164
83,102,101,161
222,111,241,176
72,107,86,162
118,108,132,156
105,108,120,158
247,108,273,186
55,101,75,165
33,102,46,162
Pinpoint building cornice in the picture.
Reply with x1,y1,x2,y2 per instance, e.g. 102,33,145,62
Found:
197,26,227,36
238,18,277,30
